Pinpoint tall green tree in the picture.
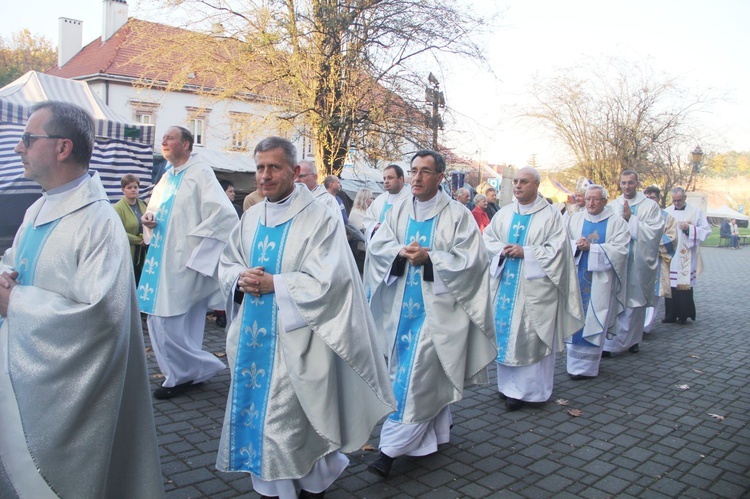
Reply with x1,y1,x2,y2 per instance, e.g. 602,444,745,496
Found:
0,30,57,87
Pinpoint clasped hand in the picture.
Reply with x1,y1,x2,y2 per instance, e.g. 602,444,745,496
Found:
0,270,19,317
238,266,274,297
399,241,430,266
502,244,524,258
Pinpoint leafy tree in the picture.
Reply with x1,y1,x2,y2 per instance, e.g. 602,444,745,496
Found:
524,58,717,196
0,30,57,87
135,0,495,176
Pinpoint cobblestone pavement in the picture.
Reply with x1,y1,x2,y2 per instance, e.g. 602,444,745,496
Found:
148,247,750,498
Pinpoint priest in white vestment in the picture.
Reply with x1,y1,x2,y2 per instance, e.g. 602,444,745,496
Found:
295,160,343,220
0,101,163,498
484,167,584,411
364,150,496,478
566,185,629,379
216,137,395,499
604,170,663,355
642,186,678,333
363,163,411,241
139,126,238,399
664,187,711,324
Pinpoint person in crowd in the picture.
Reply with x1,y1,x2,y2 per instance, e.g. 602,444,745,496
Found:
113,173,148,284
216,136,395,499
483,166,584,411
139,125,238,399
565,184,629,379
603,170,662,356
729,219,740,249
324,174,348,223
296,160,342,221
663,187,711,324
472,193,491,233
349,188,373,232
455,187,471,208
243,189,264,211
364,150,496,478
364,164,410,240
220,178,244,217
484,186,500,219
0,101,162,497
642,186,677,334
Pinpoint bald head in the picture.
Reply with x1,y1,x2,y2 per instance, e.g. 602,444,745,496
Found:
513,167,541,205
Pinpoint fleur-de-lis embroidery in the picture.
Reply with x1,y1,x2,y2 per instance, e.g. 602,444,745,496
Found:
503,271,516,283
240,403,260,428
155,205,168,222
512,221,526,238
138,283,154,301
409,231,427,245
497,294,511,310
400,328,414,350
257,235,276,263
143,257,159,275
150,232,163,249
244,321,267,348
496,318,509,331
249,295,264,306
242,362,266,389
239,445,256,468
407,266,422,286
403,298,421,319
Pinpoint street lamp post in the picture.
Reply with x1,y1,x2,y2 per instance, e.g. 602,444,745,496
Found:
689,145,704,191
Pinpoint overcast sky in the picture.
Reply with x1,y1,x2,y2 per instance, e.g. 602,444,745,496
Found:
4,0,748,168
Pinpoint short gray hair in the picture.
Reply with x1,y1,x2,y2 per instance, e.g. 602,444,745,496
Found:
254,136,297,168
586,184,609,199
671,186,686,197
30,101,95,165
474,194,486,203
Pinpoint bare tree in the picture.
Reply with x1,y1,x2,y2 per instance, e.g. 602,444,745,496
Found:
134,0,495,176
525,58,716,195
0,30,57,87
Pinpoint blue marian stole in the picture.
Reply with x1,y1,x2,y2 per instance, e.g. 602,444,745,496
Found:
571,218,608,346
379,201,393,223
0,220,60,329
494,212,532,363
389,216,437,422
137,168,186,313
229,219,292,474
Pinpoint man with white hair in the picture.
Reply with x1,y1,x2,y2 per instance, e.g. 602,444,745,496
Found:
484,166,584,410
455,187,471,208
566,184,629,379
663,186,710,324
296,160,342,221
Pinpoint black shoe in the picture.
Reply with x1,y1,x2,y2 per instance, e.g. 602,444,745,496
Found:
662,318,676,324
216,313,227,328
367,452,394,478
676,318,687,325
498,392,507,401
505,397,524,411
299,490,325,499
601,351,612,358
153,381,196,400
569,374,594,380
628,343,639,353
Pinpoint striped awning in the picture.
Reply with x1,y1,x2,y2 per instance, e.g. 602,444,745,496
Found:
0,71,154,144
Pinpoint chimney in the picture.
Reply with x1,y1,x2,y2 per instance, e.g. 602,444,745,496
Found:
58,18,83,68
102,0,129,42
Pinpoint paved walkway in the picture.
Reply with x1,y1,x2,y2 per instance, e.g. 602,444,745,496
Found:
150,247,750,498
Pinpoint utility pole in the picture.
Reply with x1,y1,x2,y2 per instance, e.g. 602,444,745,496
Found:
425,72,445,151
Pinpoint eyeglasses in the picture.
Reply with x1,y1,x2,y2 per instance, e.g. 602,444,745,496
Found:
21,133,66,148
409,169,438,177
585,197,606,202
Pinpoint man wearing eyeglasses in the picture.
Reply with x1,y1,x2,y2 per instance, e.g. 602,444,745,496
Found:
364,150,496,478
296,160,342,223
483,166,584,411
603,170,662,356
0,101,162,497
663,187,710,325
565,185,629,380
